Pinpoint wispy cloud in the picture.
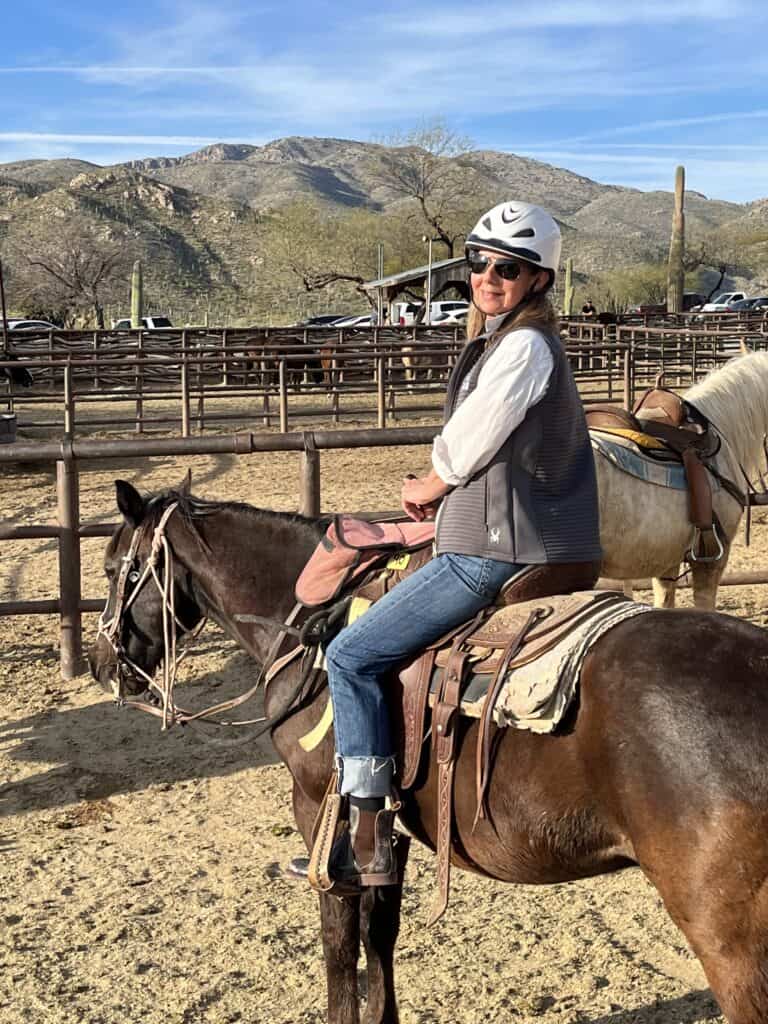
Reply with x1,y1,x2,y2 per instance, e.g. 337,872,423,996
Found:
0,131,223,145
388,0,745,37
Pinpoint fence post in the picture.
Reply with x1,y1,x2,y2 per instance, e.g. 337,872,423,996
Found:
93,332,100,390
623,342,633,411
135,330,144,433
376,355,385,429
300,432,321,517
63,361,75,437
221,329,228,387
279,358,288,433
181,356,190,437
57,447,84,680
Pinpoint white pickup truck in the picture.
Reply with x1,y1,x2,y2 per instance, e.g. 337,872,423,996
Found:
699,292,746,313
112,315,174,330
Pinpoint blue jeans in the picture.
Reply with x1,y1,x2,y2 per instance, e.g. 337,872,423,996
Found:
325,553,523,797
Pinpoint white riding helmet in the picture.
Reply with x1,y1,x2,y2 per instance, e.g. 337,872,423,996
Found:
465,201,562,286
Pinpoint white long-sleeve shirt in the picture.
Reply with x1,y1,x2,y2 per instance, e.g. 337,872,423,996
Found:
431,326,554,487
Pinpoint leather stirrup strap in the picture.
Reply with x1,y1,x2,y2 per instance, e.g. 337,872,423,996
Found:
473,609,544,830
308,773,343,893
400,649,437,790
428,611,486,927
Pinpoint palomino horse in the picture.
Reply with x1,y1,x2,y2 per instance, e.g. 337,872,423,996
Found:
596,350,768,608
90,480,768,1024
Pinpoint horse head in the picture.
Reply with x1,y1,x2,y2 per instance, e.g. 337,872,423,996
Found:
87,477,205,700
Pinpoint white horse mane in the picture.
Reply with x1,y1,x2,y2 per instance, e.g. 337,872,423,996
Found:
685,352,768,479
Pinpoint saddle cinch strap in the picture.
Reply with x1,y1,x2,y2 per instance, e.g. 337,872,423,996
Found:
295,514,435,607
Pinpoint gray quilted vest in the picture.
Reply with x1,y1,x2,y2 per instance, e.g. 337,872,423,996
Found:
435,325,602,565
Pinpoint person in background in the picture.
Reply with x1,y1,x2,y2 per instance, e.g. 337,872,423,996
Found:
581,297,597,317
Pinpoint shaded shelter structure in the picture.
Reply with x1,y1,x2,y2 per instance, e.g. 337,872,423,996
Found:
363,257,470,322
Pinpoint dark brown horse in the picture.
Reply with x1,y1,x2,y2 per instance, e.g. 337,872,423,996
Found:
89,481,768,1024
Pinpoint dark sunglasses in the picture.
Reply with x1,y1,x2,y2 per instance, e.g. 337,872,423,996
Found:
466,251,527,281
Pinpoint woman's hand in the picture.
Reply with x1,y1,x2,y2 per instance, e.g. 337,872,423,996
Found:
401,469,451,521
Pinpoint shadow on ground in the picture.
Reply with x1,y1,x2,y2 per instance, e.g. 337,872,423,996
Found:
0,645,282,820
582,990,721,1023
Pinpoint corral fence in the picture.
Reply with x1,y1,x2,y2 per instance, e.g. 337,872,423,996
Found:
6,317,768,437
4,315,768,679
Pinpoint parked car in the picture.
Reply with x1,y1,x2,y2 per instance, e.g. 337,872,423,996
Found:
112,315,174,330
627,292,706,315
727,296,768,312
332,313,374,328
393,299,469,325
5,318,59,331
393,301,422,326
699,292,746,313
431,308,468,326
297,314,346,328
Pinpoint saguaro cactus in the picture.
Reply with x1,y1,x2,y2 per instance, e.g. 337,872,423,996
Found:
563,257,575,316
130,260,144,329
667,166,685,313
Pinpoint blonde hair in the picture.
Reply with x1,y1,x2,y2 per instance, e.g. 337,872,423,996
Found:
467,289,558,343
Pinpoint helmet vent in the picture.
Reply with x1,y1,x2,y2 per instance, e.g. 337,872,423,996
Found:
482,217,492,230
512,228,535,238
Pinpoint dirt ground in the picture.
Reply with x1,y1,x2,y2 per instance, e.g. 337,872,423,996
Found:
1,403,766,1024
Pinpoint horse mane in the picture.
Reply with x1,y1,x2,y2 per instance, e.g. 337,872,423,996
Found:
143,488,328,540
686,352,768,478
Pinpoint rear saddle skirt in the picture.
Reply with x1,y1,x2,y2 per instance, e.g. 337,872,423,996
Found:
586,384,742,562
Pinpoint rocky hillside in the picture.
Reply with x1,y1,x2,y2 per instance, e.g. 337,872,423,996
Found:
0,136,759,323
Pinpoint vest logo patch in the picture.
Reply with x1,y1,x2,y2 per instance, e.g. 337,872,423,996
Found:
489,527,501,545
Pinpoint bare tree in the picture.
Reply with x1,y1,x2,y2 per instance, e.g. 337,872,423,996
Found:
373,121,487,257
8,221,135,327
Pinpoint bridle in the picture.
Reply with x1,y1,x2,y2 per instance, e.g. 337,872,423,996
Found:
96,502,311,736
97,502,205,728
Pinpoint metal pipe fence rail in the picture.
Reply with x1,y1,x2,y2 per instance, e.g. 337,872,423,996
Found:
1,338,633,437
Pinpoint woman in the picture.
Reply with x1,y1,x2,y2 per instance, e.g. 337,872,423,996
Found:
313,201,602,894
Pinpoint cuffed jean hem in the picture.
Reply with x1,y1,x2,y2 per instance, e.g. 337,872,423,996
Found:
336,755,396,798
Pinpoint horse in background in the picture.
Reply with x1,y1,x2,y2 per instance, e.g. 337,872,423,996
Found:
0,350,33,388
595,350,768,608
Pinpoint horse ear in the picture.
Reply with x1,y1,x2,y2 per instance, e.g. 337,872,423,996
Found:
115,480,145,528
176,469,192,496
740,339,753,356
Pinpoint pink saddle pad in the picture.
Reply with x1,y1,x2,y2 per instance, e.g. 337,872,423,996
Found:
295,514,435,607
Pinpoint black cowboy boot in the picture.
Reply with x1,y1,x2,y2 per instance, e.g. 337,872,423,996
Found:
308,795,401,894
327,803,400,893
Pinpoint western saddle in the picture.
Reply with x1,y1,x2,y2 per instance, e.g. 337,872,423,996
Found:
586,383,735,562
294,516,604,921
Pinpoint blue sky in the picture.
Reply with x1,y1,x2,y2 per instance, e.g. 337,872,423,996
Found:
2,0,767,203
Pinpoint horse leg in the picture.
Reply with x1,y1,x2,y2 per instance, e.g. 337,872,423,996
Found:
293,781,363,1024
358,837,411,1024
690,541,730,610
651,563,681,608
639,815,768,1024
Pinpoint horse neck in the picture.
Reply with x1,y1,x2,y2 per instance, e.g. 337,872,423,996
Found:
169,506,321,662
687,355,768,480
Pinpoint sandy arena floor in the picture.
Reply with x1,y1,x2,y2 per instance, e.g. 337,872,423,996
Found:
1,403,766,1024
